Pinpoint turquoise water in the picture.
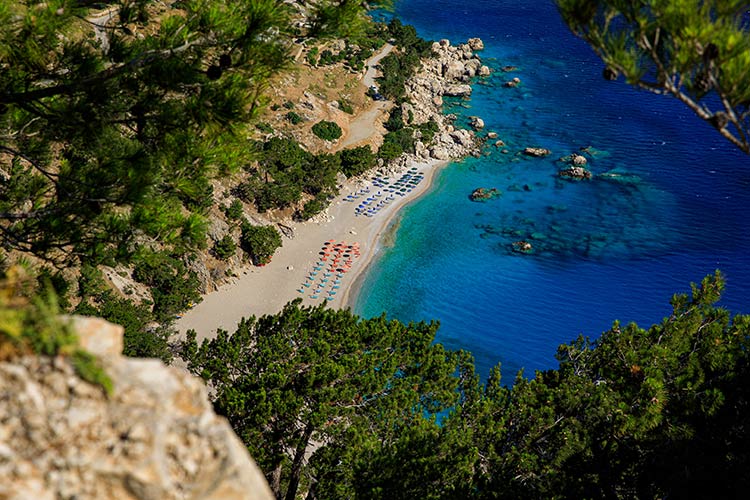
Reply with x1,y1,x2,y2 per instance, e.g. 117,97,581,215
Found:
354,0,750,380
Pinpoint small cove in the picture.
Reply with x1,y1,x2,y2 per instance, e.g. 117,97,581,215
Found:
355,0,750,380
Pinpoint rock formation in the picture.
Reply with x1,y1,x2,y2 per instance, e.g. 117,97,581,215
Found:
0,316,273,500
394,37,485,167
523,147,552,157
559,166,593,180
470,187,501,201
512,240,534,253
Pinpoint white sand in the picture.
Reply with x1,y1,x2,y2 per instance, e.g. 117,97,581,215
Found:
176,159,447,341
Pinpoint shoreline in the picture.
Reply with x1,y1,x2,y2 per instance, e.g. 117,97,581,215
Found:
176,158,448,341
340,158,448,311
176,36,485,341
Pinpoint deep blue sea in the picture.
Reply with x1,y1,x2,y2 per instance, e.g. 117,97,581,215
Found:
355,0,750,381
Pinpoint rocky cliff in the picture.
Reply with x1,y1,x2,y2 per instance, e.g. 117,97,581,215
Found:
0,316,273,500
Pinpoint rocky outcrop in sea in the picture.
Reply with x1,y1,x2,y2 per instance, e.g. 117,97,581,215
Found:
0,316,273,500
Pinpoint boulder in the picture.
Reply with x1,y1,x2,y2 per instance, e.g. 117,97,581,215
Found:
469,116,485,130
468,37,484,51
501,65,519,72
523,147,552,157
487,132,498,139
504,77,522,88
478,65,491,77
559,166,593,180
443,60,466,80
444,84,472,97
572,154,588,166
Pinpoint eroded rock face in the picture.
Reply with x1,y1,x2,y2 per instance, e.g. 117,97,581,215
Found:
0,317,273,500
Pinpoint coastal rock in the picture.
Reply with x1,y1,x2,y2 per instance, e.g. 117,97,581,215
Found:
504,77,522,88
512,240,534,253
443,60,466,80
523,147,552,157
487,132,498,139
0,317,273,500
478,65,491,76
469,116,485,130
444,84,473,96
470,187,501,201
559,166,593,180
468,37,484,51
501,65,519,72
572,154,588,166
494,139,506,147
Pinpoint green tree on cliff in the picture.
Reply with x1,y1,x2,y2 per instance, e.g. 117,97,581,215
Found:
555,0,750,153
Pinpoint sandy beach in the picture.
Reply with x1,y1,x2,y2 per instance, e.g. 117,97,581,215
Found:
176,159,448,341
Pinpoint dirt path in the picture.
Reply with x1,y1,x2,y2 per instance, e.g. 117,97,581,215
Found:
341,43,394,148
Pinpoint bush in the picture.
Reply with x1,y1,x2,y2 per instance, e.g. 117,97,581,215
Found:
283,100,296,110
240,223,282,266
286,111,303,125
338,99,354,114
256,122,273,134
419,119,440,144
132,251,201,321
300,196,328,220
379,128,416,161
307,47,319,66
75,291,173,364
213,235,237,260
312,120,342,141
225,199,244,220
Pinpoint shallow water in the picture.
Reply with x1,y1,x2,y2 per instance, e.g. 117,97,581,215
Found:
356,0,750,381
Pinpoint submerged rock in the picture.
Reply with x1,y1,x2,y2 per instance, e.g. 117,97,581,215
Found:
512,240,534,253
504,77,522,88
523,147,552,157
469,187,501,201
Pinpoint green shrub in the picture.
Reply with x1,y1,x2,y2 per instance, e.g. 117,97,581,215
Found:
240,223,282,266
286,111,303,124
283,100,296,110
300,196,328,220
307,47,319,66
338,99,354,114
379,128,416,161
419,119,440,144
225,199,244,220
213,235,237,260
312,120,342,141
256,122,273,134
132,251,201,321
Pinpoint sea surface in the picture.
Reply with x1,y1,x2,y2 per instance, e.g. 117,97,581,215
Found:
355,0,750,381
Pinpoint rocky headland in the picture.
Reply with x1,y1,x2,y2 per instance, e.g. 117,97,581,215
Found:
395,38,487,166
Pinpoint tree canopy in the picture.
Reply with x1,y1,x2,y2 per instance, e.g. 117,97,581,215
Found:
181,273,750,498
555,0,750,153
0,0,377,266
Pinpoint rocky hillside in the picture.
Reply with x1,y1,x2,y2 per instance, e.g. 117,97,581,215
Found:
0,316,273,500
